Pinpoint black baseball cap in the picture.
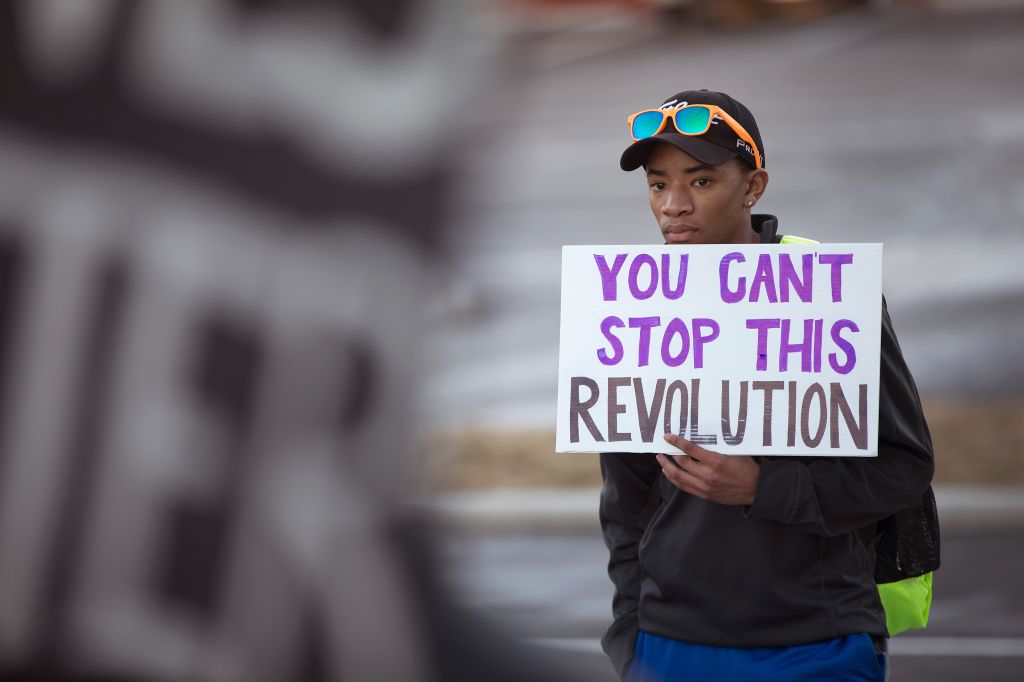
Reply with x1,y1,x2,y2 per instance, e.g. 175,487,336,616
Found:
619,89,765,171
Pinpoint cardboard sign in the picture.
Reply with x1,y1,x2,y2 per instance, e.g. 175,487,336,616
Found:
555,244,883,456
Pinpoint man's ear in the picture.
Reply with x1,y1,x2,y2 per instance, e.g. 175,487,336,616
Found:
746,168,769,203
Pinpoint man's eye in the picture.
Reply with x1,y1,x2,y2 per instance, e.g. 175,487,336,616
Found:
694,178,712,188
650,182,666,191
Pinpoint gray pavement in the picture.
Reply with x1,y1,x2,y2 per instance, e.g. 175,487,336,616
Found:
422,485,1024,531
419,485,1024,679
438,525,1024,681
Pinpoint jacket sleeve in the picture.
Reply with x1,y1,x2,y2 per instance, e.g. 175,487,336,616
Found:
599,452,661,679
749,298,934,537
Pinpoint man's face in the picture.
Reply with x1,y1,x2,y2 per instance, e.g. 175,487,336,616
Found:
644,142,765,245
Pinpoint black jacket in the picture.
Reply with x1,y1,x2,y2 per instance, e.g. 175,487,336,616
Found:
599,216,935,678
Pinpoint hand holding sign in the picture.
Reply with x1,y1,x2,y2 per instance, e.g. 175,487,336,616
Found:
657,434,760,505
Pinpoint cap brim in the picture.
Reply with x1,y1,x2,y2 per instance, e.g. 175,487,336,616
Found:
619,133,738,171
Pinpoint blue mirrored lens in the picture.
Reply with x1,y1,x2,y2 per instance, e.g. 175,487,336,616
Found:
674,106,711,134
632,111,664,139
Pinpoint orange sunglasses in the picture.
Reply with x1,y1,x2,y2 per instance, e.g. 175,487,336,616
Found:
626,104,763,170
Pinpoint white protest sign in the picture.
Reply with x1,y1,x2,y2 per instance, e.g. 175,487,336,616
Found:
555,244,883,456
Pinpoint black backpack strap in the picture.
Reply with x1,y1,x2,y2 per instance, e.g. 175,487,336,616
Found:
753,214,779,244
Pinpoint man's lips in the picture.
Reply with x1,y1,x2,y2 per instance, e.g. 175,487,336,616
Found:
664,226,698,243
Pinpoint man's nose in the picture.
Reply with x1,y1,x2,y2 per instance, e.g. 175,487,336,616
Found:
661,188,693,216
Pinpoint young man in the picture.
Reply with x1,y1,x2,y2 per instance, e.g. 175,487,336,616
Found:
600,90,935,681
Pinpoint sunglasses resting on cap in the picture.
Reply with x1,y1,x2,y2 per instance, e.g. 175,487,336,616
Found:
626,103,763,170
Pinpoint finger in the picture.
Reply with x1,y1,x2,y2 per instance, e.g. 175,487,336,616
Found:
669,453,689,468
658,453,708,483
658,456,709,497
669,452,713,483
663,432,688,450
656,453,685,470
663,432,720,464
663,433,707,459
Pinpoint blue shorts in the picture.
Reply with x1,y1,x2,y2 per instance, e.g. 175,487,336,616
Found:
628,630,888,682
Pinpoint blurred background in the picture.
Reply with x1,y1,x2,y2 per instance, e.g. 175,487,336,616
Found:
419,0,1024,680
0,0,1022,680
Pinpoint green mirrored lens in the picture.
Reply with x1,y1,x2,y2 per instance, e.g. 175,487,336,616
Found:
674,106,711,134
632,111,664,139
